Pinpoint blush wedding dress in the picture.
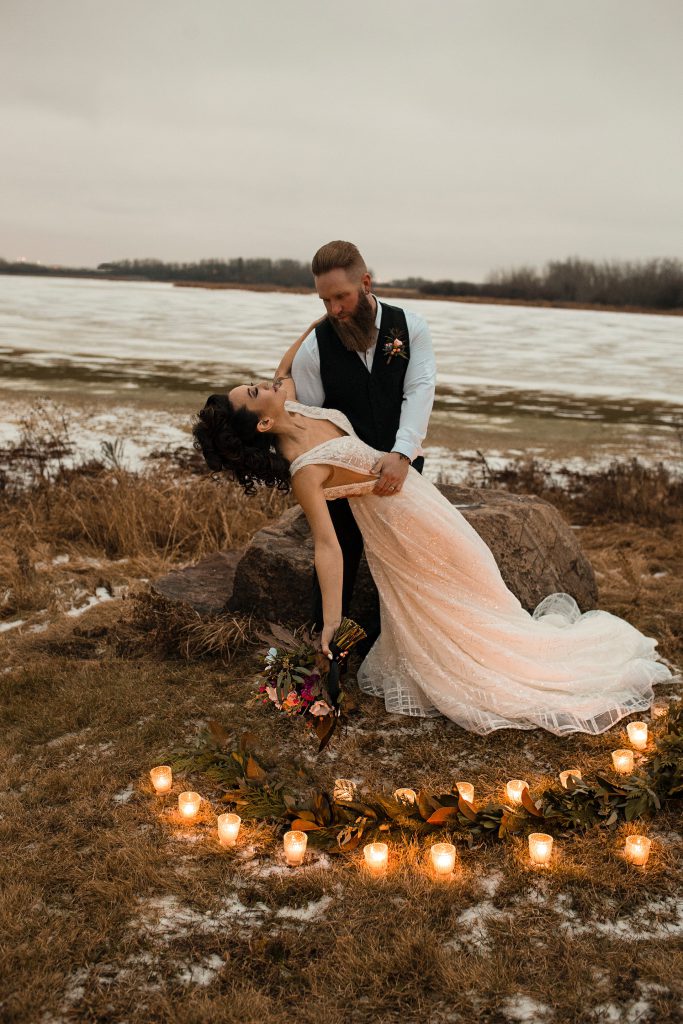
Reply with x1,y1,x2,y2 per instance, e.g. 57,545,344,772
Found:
285,401,672,736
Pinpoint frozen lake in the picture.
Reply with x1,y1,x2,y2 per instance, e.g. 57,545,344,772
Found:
1,275,681,479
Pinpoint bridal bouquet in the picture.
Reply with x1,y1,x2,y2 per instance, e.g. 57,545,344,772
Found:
255,619,366,750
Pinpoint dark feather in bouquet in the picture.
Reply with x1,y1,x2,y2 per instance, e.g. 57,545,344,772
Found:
323,618,367,711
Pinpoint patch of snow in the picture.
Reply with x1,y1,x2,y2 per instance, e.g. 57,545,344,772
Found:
173,832,203,843
45,729,91,748
590,999,652,1023
53,555,70,565
139,894,270,941
112,783,134,805
557,894,683,940
30,622,49,633
245,861,294,878
275,895,333,922
176,954,224,987
62,967,89,1006
66,587,113,617
451,900,506,950
478,871,504,897
501,995,553,1022
0,619,25,633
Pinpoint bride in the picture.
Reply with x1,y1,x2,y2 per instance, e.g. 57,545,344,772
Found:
193,325,672,737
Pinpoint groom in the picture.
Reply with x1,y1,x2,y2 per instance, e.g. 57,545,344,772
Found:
291,239,436,653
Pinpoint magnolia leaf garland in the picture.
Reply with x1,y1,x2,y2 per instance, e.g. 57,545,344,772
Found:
165,704,683,853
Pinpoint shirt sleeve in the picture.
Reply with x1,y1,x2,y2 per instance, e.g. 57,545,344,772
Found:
392,311,437,462
291,333,325,407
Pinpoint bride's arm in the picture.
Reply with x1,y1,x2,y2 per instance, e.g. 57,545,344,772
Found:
292,466,342,657
273,316,327,400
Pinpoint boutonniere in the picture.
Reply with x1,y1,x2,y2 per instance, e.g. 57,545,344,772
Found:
382,328,408,365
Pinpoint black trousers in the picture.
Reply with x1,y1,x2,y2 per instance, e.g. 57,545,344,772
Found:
311,456,424,656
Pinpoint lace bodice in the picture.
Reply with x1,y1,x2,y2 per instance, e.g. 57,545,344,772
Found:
285,400,382,499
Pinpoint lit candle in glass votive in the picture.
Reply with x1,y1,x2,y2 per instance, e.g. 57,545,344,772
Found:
506,779,529,805
217,812,241,847
455,782,475,804
430,842,456,879
612,749,634,774
528,833,554,866
178,791,201,818
559,769,582,789
651,699,668,720
283,830,308,866
149,765,173,793
393,788,417,805
627,722,648,751
624,835,651,867
363,842,389,876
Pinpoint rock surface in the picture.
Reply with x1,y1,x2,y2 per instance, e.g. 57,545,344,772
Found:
153,550,241,616
225,485,598,623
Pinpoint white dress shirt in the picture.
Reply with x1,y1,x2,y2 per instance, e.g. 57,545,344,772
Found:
291,296,436,462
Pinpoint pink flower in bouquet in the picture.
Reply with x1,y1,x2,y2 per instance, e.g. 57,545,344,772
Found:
264,684,280,708
309,700,331,717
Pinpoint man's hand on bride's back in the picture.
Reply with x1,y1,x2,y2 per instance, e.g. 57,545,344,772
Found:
371,452,410,496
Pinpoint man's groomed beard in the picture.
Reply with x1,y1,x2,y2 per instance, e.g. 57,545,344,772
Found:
329,289,376,352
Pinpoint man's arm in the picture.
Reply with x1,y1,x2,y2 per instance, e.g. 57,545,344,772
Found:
392,311,436,461
291,331,326,407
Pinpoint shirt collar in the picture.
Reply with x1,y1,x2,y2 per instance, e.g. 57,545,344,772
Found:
372,294,382,334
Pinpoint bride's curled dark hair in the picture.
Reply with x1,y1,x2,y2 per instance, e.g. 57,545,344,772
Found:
192,394,291,495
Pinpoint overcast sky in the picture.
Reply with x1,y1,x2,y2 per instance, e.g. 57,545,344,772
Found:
2,0,682,280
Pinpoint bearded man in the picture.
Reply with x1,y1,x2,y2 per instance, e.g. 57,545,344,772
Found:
291,239,436,654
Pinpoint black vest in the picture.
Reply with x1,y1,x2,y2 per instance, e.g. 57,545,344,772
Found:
317,301,410,453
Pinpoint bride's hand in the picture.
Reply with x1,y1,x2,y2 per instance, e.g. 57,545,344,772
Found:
321,620,340,659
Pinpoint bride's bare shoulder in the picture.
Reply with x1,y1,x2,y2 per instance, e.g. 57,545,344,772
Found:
291,463,330,494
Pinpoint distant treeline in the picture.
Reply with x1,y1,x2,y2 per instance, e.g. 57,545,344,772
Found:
97,257,315,288
392,258,683,310
2,255,682,310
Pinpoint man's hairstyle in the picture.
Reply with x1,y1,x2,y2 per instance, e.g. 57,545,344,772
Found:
311,240,367,279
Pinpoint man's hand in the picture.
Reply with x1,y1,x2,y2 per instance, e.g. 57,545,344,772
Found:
371,452,410,496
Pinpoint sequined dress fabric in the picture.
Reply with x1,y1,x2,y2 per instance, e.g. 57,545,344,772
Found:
286,401,672,735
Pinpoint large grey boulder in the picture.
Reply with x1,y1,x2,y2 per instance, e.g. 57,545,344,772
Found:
154,550,241,616
226,486,597,623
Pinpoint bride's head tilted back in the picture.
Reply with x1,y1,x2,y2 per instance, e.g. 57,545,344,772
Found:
192,385,291,495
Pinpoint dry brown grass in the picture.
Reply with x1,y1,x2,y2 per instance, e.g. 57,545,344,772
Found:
474,457,683,528
1,454,682,1023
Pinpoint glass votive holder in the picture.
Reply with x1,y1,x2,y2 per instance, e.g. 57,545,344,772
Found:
624,835,651,867
455,782,475,804
178,791,201,819
283,830,308,866
363,842,389,876
626,722,648,751
149,765,173,793
506,779,529,805
528,833,554,866
217,812,241,847
430,842,456,879
612,749,634,774
393,788,417,805
559,769,582,789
